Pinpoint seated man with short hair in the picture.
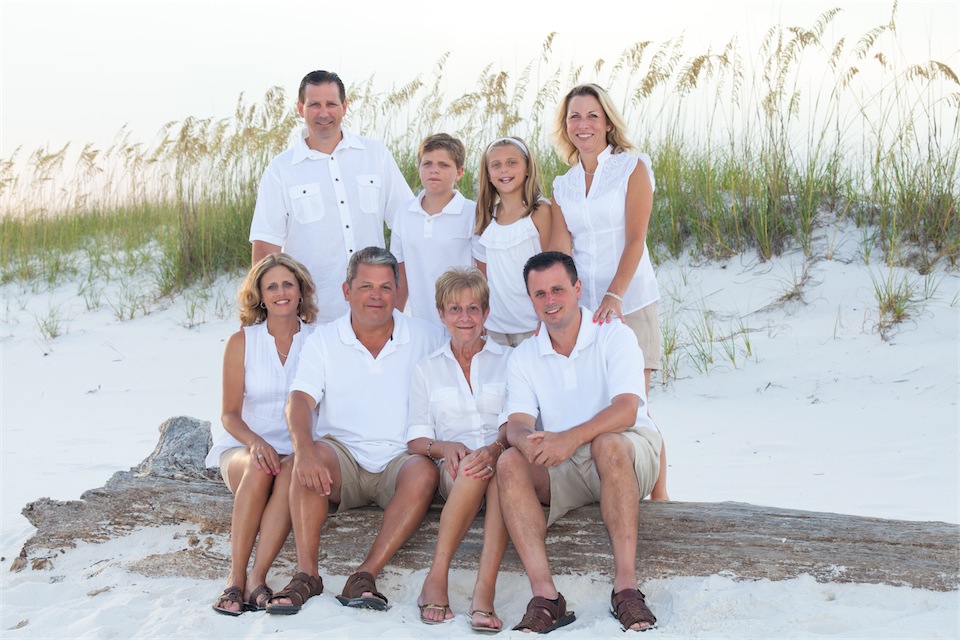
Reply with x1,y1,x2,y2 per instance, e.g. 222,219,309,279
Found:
498,251,662,633
266,246,444,615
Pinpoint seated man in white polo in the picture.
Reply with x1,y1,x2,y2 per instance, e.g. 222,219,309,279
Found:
498,251,662,633
266,246,444,615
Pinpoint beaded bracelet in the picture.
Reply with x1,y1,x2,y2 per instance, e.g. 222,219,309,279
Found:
604,291,624,303
426,440,437,462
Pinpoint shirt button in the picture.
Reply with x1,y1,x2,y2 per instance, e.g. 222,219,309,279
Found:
345,225,350,229
340,200,345,204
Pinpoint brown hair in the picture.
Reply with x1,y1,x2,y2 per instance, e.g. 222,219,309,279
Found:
238,253,319,325
418,133,466,169
474,136,544,235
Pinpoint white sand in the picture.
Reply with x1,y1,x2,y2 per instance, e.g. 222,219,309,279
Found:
2,223,957,637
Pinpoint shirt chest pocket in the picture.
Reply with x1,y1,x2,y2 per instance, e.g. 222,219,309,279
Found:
289,183,325,224
477,382,506,415
429,387,464,425
356,175,381,214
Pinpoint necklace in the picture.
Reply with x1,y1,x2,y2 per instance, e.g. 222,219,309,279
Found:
277,347,289,359
581,164,596,176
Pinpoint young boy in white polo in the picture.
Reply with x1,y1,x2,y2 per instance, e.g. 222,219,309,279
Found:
391,133,476,329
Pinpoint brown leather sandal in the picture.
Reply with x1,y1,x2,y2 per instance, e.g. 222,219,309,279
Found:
611,588,657,631
511,593,576,633
264,572,324,615
212,585,245,616
336,571,389,610
244,583,274,611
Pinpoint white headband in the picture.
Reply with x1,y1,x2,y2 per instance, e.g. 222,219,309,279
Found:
486,137,529,158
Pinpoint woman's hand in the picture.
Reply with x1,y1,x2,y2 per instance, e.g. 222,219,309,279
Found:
461,442,500,481
593,293,624,325
249,438,281,476
436,441,470,479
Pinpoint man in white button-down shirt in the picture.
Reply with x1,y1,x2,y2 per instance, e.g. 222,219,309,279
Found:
498,251,662,633
250,70,414,324
264,247,444,615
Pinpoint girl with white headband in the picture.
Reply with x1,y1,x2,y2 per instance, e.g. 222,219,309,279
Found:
472,136,552,347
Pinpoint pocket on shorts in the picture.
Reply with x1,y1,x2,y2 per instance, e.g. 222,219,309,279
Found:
477,382,506,415
289,183,324,224
356,175,381,214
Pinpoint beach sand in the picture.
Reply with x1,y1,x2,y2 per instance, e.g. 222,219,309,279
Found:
2,222,957,637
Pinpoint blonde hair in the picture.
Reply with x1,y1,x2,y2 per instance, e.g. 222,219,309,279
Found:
552,84,637,166
474,136,545,235
434,267,490,312
238,253,319,326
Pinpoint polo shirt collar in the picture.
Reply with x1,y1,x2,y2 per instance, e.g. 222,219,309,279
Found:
337,308,410,350
408,190,467,215
534,306,597,357
290,125,365,164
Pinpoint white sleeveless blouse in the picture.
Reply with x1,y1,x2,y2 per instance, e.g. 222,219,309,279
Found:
205,320,314,467
552,146,660,314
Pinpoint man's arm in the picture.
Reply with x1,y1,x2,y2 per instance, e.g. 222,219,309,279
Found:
527,393,640,467
504,412,538,462
252,240,281,266
286,390,334,495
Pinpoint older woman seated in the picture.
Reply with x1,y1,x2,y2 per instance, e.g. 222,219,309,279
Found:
207,254,318,616
406,267,510,632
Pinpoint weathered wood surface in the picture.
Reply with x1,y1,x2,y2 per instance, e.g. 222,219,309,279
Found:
14,416,960,592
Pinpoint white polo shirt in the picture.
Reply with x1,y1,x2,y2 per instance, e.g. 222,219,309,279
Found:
506,307,654,432
291,309,444,472
406,337,511,449
390,190,477,327
250,126,414,323
552,146,660,315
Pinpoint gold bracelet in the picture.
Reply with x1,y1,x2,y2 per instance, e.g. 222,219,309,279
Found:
426,440,437,462
493,440,506,455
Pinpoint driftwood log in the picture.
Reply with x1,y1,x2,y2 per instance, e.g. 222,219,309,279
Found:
14,416,960,591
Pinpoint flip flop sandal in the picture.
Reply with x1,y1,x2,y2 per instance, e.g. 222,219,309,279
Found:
611,588,657,631
244,583,274,612
469,609,503,634
336,571,389,611
512,593,576,634
212,585,245,617
418,603,453,625
265,572,324,615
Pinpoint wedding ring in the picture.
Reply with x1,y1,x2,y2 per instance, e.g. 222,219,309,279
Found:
485,465,495,473
257,454,265,459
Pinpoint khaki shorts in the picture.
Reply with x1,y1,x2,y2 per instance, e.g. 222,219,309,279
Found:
546,427,662,526
217,447,245,488
322,435,414,514
486,329,536,348
623,302,662,371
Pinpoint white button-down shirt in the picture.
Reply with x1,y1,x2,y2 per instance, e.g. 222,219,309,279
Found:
250,127,414,323
552,146,659,314
391,190,476,327
506,307,654,433
406,337,511,449
291,309,444,472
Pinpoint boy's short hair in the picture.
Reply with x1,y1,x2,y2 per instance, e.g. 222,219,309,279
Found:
418,133,466,169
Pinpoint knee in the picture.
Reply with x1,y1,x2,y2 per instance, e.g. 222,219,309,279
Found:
591,433,632,470
402,456,440,493
495,448,528,486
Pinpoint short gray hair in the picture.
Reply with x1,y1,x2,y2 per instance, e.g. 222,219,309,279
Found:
346,246,399,286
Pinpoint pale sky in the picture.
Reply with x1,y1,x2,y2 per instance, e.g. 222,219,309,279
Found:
1,0,957,156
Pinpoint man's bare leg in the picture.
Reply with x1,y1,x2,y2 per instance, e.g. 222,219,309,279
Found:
592,432,654,631
349,456,438,595
496,448,555,598
270,441,341,606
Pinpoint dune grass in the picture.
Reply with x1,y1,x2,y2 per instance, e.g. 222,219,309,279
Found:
2,5,956,333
